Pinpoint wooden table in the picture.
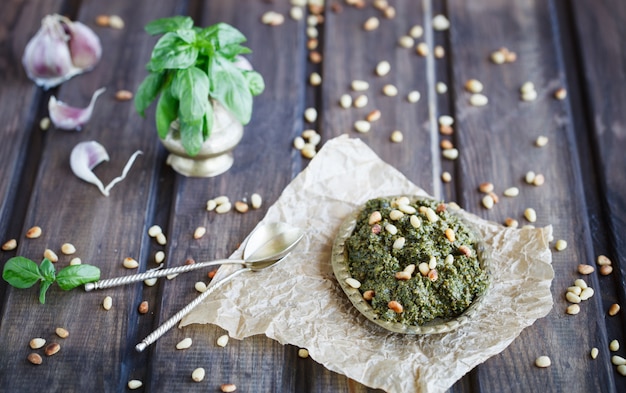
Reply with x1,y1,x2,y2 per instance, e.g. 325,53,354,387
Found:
1,1,624,392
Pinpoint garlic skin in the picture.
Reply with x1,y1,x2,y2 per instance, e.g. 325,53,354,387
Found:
22,14,101,89
48,87,105,130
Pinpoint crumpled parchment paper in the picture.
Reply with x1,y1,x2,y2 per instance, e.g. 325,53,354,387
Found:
181,135,554,393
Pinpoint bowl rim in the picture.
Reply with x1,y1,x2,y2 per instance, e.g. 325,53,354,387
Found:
331,195,491,335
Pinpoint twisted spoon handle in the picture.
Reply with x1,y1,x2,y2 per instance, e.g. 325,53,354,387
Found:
84,259,239,291
135,267,249,352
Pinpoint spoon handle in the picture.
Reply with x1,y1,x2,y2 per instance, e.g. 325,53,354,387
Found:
135,267,250,352
84,259,240,291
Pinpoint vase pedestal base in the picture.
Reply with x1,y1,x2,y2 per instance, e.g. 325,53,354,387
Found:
166,152,234,178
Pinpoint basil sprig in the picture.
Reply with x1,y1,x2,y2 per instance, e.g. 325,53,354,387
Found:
134,17,265,156
2,256,100,304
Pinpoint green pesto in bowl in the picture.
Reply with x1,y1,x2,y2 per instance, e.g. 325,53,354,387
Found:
332,196,489,334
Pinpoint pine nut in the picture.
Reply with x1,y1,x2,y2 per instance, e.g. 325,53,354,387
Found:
566,291,581,304
535,136,549,147
216,202,232,214
155,251,165,264
301,144,316,159
436,82,448,94
610,339,620,352
217,335,229,347
309,72,322,86
395,271,411,280
191,367,205,382
137,301,149,314
385,224,398,234
351,80,369,91
574,278,588,289
441,171,452,182
398,35,414,48
26,226,42,239
398,204,416,214
521,81,535,94
444,228,455,242
123,257,139,269
554,88,567,100
566,304,580,315
440,140,454,150
521,90,537,102
524,208,537,223
353,94,368,108
368,211,382,225
115,90,133,101
579,287,594,300
95,15,110,27
304,107,317,123
442,148,459,160
235,201,249,213
470,94,488,107
298,348,309,358
458,245,472,257
416,42,429,56
262,11,284,26
389,209,404,220
290,6,304,20
221,384,237,392
345,277,361,289
28,353,43,365
567,286,582,296
482,195,494,209
428,257,437,270
354,120,371,133
128,380,143,390
339,94,352,108
388,300,403,313
206,199,217,211
195,281,207,293
55,327,69,339
103,296,113,310
407,90,421,103
69,257,81,265
363,290,375,301
597,255,612,266
465,79,484,93
392,237,406,250
428,269,438,281
618,365,626,376
58,243,75,255
554,239,567,251
108,15,125,29
176,337,193,350
376,61,391,76
409,25,423,38
382,84,398,96
445,254,454,264
533,174,545,186
363,16,380,31
193,226,206,239
44,343,60,356
40,117,50,130
144,278,157,287
503,187,519,197
418,262,430,276
608,303,620,316
578,264,594,275
612,355,626,366
490,50,506,64
2,239,17,251
535,356,551,368
30,338,46,349
43,249,58,262
434,45,445,58
390,130,403,143
439,115,454,126
366,109,381,122
424,208,439,223
600,265,613,275
156,232,167,245
432,14,450,30
309,51,322,63
504,218,519,228
479,182,494,193
410,215,421,228
591,347,599,359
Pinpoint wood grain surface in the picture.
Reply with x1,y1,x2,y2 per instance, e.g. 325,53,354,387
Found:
0,1,624,392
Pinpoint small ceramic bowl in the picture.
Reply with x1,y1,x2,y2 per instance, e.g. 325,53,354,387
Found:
331,195,490,334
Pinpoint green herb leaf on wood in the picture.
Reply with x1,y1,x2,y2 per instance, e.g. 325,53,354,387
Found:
145,16,193,35
171,67,210,122
179,118,204,157
134,72,166,117
2,257,42,288
56,265,101,291
148,32,198,72
200,23,247,48
209,55,253,125
244,71,265,97
156,90,179,139
39,258,56,283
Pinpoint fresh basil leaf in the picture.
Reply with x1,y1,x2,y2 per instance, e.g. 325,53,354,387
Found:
203,102,214,140
145,16,193,35
39,258,56,283
171,67,210,121
2,257,42,289
219,44,252,60
56,265,101,291
243,71,265,96
176,28,196,44
208,56,253,125
179,118,204,156
39,281,52,304
200,23,246,48
156,90,179,140
135,72,166,117
148,33,198,72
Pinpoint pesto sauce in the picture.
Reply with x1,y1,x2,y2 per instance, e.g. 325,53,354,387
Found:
345,197,488,326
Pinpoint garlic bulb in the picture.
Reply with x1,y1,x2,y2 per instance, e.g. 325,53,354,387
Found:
22,14,101,89
49,87,105,130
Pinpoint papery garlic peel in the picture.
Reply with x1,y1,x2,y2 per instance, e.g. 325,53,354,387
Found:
70,141,143,197
22,14,101,89
49,87,105,130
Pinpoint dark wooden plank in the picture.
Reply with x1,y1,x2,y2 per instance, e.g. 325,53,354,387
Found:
0,0,181,390
446,0,616,391
147,1,308,391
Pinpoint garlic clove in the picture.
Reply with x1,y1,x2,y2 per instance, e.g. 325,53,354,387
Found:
22,15,82,89
70,141,110,196
48,87,105,130
65,20,102,70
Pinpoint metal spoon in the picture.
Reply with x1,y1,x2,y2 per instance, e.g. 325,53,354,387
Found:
84,222,304,292
130,222,304,352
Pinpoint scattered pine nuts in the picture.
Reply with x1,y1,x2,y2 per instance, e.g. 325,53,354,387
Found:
138,301,149,314
61,243,76,255
525,171,536,184
55,327,69,339
439,115,454,127
128,380,143,390
363,16,380,31
407,90,421,103
566,304,580,315
382,84,398,96
290,6,304,21
28,353,43,365
520,82,537,102
524,208,537,223
123,257,139,269
416,42,429,57
436,82,448,94
482,196,495,210
441,171,452,183
103,296,113,310
309,51,322,63
554,88,567,100
618,365,626,376
608,303,620,316
155,251,165,264
533,174,545,186
535,136,549,147
26,226,42,239
261,11,285,26
354,120,371,133
304,107,317,123
504,218,519,228
469,93,488,107
191,367,206,382
591,347,599,359
115,90,133,101
353,94,368,108
195,281,208,293
351,80,369,91
144,278,157,287
108,15,124,29
2,239,17,251
388,300,403,313
609,339,620,352
339,94,352,108
599,265,613,275
30,338,46,349
534,355,551,368
434,45,445,59
298,348,309,358
398,35,414,48
442,148,459,160
193,226,207,240
148,225,162,237
309,72,322,86
577,264,594,275
597,255,612,266
554,239,567,251
465,79,484,93
490,50,506,64
375,61,391,76
479,182,494,193
565,291,581,304
503,187,519,197
43,249,58,263
156,232,167,245
95,15,110,26
366,109,381,122
216,202,232,214
409,24,423,38
69,257,81,265
250,193,262,209
217,334,229,347
235,201,249,213
612,355,626,366
390,130,403,143
345,277,361,289
176,337,193,350
39,117,50,130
